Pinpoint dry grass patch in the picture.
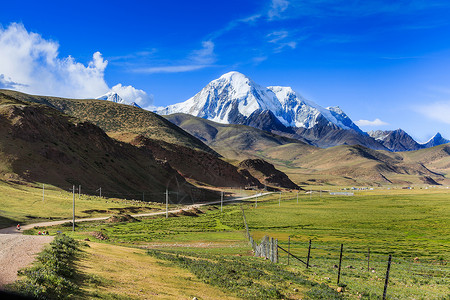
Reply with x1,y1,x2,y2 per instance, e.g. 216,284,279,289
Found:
76,242,240,300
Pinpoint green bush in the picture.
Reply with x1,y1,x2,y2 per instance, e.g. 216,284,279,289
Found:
10,234,80,299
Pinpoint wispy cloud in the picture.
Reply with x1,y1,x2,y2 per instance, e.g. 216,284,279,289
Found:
108,49,157,62
267,30,297,51
132,41,216,74
415,101,450,124
268,0,290,20
133,65,209,74
355,118,389,127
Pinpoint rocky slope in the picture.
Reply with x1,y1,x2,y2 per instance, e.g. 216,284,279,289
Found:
0,92,193,198
238,159,300,190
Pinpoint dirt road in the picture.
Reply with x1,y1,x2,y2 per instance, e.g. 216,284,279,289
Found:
0,192,270,288
0,234,53,288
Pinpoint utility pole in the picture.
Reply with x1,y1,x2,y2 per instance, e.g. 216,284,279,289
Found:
165,188,169,218
99,187,102,198
72,185,75,232
296,191,299,204
42,184,45,202
220,191,223,212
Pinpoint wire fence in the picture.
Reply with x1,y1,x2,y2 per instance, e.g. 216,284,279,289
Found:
241,206,450,299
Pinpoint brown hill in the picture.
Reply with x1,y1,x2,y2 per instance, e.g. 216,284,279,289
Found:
165,113,449,186
0,89,216,155
113,133,261,188
0,90,260,189
238,159,300,190
0,92,201,201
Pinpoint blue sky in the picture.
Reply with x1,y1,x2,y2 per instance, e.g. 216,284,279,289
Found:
1,0,450,142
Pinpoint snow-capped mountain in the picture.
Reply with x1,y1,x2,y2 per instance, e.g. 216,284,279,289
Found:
96,92,141,108
368,130,450,151
158,71,361,133
368,129,422,151
421,132,450,148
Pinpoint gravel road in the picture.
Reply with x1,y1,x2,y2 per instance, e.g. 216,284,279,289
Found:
0,192,271,289
0,234,54,288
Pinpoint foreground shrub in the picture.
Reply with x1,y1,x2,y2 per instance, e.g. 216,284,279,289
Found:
10,234,80,299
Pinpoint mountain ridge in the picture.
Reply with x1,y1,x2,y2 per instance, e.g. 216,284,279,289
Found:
157,72,387,150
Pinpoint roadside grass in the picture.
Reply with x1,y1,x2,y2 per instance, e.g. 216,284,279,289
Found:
147,249,342,300
25,205,251,255
74,242,241,300
7,234,81,299
0,181,172,228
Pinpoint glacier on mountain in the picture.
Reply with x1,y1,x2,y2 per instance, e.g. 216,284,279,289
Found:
158,71,360,131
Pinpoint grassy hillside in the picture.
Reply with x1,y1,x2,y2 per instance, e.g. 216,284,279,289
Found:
0,90,264,189
166,113,450,186
165,113,314,161
0,92,197,199
0,89,215,155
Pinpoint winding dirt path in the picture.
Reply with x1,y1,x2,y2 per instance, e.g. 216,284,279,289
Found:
0,192,270,288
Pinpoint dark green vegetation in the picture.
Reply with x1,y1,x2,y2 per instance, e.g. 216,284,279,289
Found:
147,249,342,300
9,235,81,299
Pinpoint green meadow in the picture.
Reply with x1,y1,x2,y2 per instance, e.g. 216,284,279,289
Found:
22,188,450,299
0,181,172,228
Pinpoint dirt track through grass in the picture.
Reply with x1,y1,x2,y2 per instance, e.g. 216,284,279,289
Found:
0,234,53,288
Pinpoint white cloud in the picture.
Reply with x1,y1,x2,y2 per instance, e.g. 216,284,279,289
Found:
416,101,450,124
355,118,389,126
110,84,153,106
0,23,152,107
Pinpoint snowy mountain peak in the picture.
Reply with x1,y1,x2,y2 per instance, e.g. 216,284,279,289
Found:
96,91,126,104
158,72,361,131
218,71,249,82
96,91,141,108
422,132,449,148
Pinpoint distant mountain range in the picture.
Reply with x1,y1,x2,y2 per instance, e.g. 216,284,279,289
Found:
1,89,449,187
158,72,448,152
368,130,450,152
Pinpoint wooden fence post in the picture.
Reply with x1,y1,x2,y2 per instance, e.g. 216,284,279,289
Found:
288,236,291,265
306,239,312,268
337,244,343,284
383,255,392,300
275,239,278,263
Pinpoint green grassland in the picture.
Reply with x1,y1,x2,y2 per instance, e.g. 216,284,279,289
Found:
24,188,450,299
0,181,171,228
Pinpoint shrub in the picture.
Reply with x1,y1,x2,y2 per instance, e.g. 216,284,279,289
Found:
10,234,80,299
